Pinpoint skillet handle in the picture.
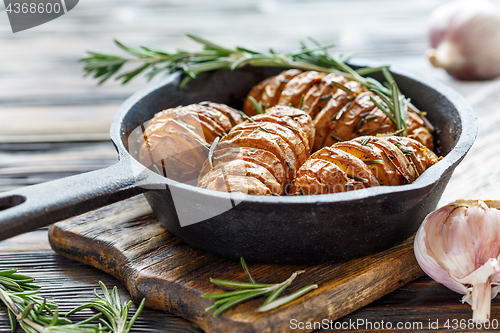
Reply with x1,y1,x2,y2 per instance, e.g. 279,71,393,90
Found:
0,160,144,241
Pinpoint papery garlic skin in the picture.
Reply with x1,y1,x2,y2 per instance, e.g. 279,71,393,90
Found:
414,200,500,322
427,0,500,80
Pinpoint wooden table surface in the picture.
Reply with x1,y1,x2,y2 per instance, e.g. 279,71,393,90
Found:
2,0,500,331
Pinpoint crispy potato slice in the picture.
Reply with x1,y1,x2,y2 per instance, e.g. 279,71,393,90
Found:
243,77,272,116
204,102,244,127
249,114,311,154
289,159,365,195
140,120,208,181
311,146,380,187
140,103,244,182
199,146,287,186
386,136,439,176
353,136,417,184
230,122,309,165
306,74,357,119
299,73,338,116
177,104,232,139
312,90,352,151
260,69,303,109
265,106,315,150
277,71,324,107
322,92,377,147
198,159,282,195
333,140,403,186
205,174,272,196
222,129,298,183
354,107,395,137
407,119,434,151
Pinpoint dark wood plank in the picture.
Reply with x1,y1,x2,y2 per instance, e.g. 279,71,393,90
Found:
48,195,423,333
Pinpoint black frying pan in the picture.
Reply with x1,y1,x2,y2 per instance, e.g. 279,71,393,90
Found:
0,65,476,264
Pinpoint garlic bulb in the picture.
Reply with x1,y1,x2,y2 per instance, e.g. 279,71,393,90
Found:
427,0,500,80
414,200,500,322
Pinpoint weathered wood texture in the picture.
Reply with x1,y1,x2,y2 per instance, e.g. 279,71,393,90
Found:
2,0,500,331
48,195,423,333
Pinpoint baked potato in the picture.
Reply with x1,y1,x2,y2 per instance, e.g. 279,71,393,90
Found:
198,106,314,195
139,102,243,182
290,136,439,195
243,69,435,151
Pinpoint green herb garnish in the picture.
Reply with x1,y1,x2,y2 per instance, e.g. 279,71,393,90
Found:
248,96,265,114
152,164,163,176
202,258,317,316
330,135,343,143
208,136,220,170
80,34,411,135
0,269,144,333
297,94,305,110
347,174,369,183
66,282,145,333
364,160,383,165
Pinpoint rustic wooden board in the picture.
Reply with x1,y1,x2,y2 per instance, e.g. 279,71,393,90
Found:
48,195,423,333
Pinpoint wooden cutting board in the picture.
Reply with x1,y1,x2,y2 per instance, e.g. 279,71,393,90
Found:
48,195,423,333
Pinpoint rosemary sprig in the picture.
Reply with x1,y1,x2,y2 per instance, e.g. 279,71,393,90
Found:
0,269,145,333
0,269,100,333
80,34,411,135
202,258,317,316
66,282,145,333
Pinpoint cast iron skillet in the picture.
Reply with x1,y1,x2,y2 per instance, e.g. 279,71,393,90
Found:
0,64,477,264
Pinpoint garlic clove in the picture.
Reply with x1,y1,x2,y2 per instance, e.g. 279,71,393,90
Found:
427,0,500,80
415,219,469,294
414,200,500,322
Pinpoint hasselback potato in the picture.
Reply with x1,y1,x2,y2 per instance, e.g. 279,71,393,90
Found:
290,136,439,195
198,106,315,196
139,102,243,182
243,69,434,152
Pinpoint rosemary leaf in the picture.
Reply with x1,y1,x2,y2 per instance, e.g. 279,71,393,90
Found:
298,94,305,110
152,164,163,176
248,96,265,114
257,284,318,313
262,281,290,306
364,160,383,165
330,135,343,142
209,278,273,289
202,289,264,299
369,96,396,125
240,258,256,284
329,80,354,97
391,83,401,131
347,174,369,183
208,136,220,170
213,290,268,317
238,110,249,120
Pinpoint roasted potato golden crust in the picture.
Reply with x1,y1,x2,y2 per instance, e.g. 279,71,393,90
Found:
243,70,435,152
199,146,287,188
290,136,439,195
198,106,314,196
139,102,243,182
